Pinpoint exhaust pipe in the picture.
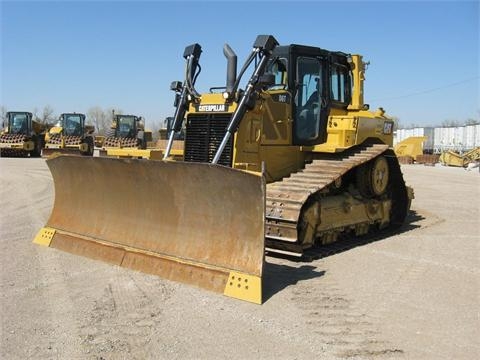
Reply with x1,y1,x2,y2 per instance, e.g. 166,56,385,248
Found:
223,44,237,94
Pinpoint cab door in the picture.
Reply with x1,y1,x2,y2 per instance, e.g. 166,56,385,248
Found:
293,55,329,146
261,57,292,146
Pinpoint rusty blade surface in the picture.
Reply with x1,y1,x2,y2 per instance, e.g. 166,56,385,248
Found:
45,156,265,287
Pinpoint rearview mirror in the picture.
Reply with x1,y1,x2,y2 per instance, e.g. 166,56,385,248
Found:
258,73,275,87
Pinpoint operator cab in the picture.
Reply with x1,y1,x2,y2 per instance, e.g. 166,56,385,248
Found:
267,45,352,146
115,115,139,138
60,113,85,137
7,112,32,135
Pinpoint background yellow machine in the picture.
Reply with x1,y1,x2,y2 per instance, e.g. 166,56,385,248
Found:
43,113,95,156
439,147,480,167
394,136,427,162
99,113,161,158
394,136,439,165
0,111,46,157
35,35,412,304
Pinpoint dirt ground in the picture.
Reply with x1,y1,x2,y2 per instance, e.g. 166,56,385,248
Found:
0,157,479,360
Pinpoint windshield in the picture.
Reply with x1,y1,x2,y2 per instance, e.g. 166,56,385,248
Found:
116,116,136,138
63,114,83,136
9,113,29,134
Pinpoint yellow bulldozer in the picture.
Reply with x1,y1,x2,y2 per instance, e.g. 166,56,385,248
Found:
42,113,95,156
0,111,47,157
35,35,413,304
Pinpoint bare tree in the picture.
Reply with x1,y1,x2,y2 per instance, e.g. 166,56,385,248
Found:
87,106,109,135
441,119,460,127
40,105,55,125
465,118,480,125
32,107,39,122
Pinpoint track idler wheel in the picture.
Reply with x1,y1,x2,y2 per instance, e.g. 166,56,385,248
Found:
356,155,389,198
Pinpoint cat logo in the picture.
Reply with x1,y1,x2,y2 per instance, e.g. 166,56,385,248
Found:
383,121,394,135
196,104,228,112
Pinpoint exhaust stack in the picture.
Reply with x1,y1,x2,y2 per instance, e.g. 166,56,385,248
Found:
223,44,237,94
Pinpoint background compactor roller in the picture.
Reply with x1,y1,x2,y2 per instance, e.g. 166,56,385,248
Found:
35,35,412,304
0,111,46,157
43,113,95,156
100,113,158,158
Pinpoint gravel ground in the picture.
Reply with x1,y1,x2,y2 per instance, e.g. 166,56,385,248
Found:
0,157,478,360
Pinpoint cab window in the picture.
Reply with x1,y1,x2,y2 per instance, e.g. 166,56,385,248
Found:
266,58,288,89
295,57,322,142
330,64,350,104
117,116,136,138
10,114,28,134
64,114,83,136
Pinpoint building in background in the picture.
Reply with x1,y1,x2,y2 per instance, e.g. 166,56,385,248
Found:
394,124,480,154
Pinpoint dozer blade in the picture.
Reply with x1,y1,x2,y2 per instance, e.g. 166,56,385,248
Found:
34,156,265,304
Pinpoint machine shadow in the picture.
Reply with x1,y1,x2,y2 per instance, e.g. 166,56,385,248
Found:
403,209,425,228
262,263,326,303
262,210,425,302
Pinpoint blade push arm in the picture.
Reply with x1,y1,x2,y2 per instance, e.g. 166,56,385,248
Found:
212,35,278,164
164,43,202,159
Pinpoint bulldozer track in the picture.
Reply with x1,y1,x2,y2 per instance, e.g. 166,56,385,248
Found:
276,218,409,262
265,143,406,256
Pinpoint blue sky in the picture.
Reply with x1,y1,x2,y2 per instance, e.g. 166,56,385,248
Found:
1,1,478,128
